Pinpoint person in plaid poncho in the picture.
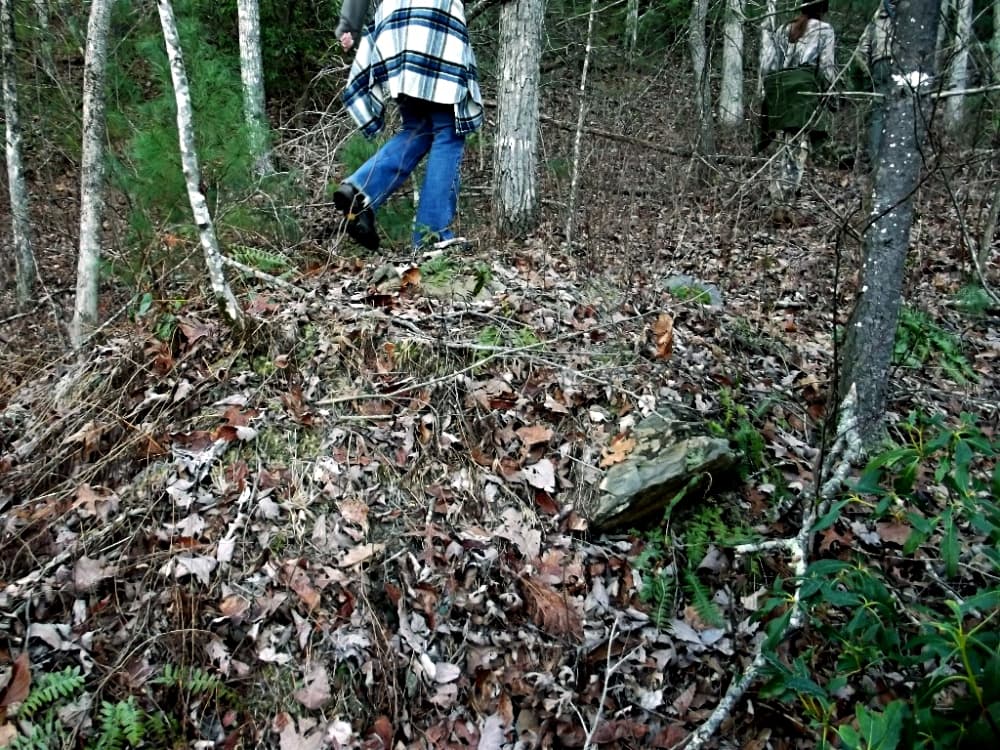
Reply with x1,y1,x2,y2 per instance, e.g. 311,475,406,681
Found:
333,0,483,252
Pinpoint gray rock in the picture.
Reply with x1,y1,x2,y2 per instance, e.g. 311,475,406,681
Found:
590,411,737,531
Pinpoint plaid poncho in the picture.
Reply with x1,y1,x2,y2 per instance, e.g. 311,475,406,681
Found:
344,0,483,137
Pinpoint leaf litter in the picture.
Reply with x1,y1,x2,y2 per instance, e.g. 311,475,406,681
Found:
1,67,998,750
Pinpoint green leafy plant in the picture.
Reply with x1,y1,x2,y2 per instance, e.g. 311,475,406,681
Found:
8,662,237,749
707,387,766,477
758,413,1000,750
229,244,293,275
893,306,977,384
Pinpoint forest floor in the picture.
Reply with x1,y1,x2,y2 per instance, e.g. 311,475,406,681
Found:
1,59,999,750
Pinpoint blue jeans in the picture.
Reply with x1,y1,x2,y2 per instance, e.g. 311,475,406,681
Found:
346,95,466,246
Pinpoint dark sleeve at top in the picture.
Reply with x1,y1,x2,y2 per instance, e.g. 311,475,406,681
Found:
335,0,369,40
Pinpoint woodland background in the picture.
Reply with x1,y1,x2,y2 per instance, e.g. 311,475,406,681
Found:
0,1,998,749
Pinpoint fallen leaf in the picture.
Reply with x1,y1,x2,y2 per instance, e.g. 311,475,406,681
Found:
0,653,30,708
652,313,674,359
294,664,331,710
477,713,507,750
520,576,583,639
339,543,385,568
400,267,422,291
160,554,217,585
0,724,18,745
516,424,553,448
671,682,697,717
600,434,636,468
368,716,393,749
876,521,912,546
433,662,462,684
522,458,556,493
73,556,112,592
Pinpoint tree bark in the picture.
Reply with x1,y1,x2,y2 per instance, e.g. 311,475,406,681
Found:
689,0,715,157
994,0,1000,82
718,0,745,127
944,0,971,132
1,0,35,307
156,0,245,334
71,0,114,347
839,0,940,449
237,0,273,175
625,0,638,61
493,0,544,237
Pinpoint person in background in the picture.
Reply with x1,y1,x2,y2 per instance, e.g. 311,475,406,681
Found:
332,0,483,253
855,0,895,162
759,0,837,204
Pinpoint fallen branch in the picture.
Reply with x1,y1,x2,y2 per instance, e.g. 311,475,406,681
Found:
221,255,308,295
681,387,863,750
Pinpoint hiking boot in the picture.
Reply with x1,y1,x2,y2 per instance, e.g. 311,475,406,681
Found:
333,183,379,251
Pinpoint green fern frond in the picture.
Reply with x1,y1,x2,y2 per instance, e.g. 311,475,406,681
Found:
684,569,725,629
641,571,676,628
228,244,292,274
18,667,85,719
9,709,61,750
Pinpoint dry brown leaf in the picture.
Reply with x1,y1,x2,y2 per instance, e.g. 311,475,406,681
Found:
400,267,422,291
520,576,583,639
652,313,674,360
0,653,30,709
282,562,321,612
368,716,393,750
516,424,553,447
0,724,18,745
671,682,697,717
876,521,912,546
339,543,385,568
600,434,636,468
338,499,370,531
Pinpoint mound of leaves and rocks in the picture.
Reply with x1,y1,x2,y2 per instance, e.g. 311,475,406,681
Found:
2,61,999,750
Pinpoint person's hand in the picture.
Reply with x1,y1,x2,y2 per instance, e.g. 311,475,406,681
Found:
340,32,354,51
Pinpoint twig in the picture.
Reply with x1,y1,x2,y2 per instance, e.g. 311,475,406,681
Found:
564,0,598,245
681,387,863,750
221,255,308,295
579,616,639,750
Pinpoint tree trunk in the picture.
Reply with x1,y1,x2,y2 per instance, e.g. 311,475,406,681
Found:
71,0,114,347
689,0,715,156
237,0,273,175
839,0,940,449
493,0,544,237
757,0,777,97
935,0,951,72
944,0,971,132
718,0,745,127
994,0,1000,82
1,0,35,307
157,0,245,334
625,0,638,61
